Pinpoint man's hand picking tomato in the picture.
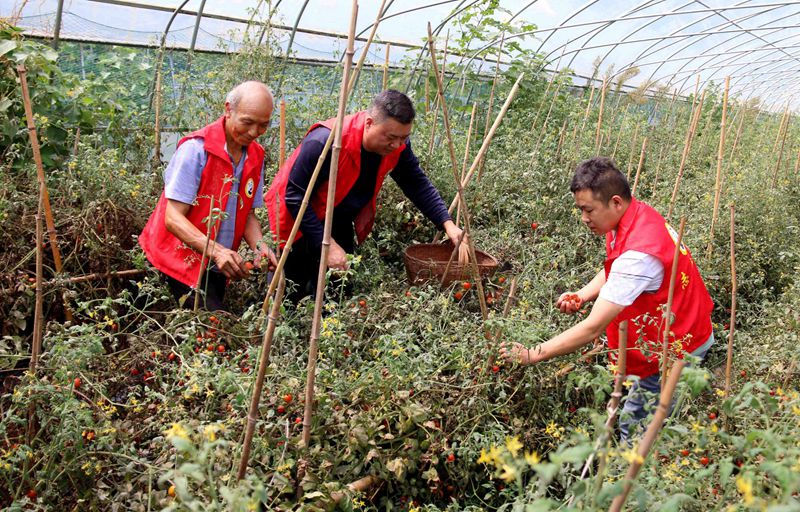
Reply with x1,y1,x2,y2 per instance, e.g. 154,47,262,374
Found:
557,292,583,314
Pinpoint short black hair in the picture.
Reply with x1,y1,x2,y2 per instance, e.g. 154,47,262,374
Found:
370,90,415,124
570,157,632,203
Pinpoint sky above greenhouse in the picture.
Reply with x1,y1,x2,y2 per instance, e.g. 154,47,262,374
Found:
5,0,800,111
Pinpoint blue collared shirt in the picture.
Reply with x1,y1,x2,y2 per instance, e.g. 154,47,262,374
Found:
164,138,265,249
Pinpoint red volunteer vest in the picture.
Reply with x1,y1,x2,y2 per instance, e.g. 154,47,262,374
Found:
265,110,405,247
605,199,713,378
139,116,265,286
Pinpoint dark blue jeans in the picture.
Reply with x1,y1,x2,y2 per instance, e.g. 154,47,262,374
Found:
619,332,714,441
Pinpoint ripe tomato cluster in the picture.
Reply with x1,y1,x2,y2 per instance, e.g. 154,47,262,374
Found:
561,293,583,313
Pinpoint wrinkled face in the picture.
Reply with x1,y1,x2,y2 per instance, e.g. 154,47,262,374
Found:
573,189,626,235
224,95,273,148
362,115,412,155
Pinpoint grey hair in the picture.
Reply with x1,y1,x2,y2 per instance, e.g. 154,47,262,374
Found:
226,81,274,111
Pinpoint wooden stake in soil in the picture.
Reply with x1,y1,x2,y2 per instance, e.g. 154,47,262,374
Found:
236,273,286,480
609,358,687,512
594,78,608,155
477,32,504,181
279,99,287,168
706,76,729,259
772,106,791,189
660,216,686,381
446,73,524,215
724,204,737,397
667,89,705,220
382,43,391,90
625,124,639,179
578,321,627,482
631,137,648,195
456,103,478,227
427,22,489,320
17,65,71,321
301,0,359,449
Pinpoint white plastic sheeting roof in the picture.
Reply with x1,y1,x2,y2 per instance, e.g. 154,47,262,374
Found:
4,0,800,110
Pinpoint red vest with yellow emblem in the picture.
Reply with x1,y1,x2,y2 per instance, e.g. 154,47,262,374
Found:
265,110,405,247
139,116,265,286
605,199,713,378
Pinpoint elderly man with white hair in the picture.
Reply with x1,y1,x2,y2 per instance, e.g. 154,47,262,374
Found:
140,81,277,310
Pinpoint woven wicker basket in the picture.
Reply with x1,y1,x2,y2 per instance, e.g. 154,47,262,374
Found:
403,243,498,286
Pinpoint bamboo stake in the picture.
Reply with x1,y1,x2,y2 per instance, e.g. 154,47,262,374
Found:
382,43,391,90
625,125,639,179
773,103,789,152
772,110,791,189
660,216,686,381
330,475,381,504
728,108,746,160
531,70,567,162
667,89,705,220
17,65,71,321
569,85,595,166
301,1,359,450
609,358,687,512
194,197,216,312
651,143,667,198
31,183,44,373
279,99,287,168
631,137,648,195
486,277,518,368
240,0,381,479
724,204,737,397
556,118,569,162
706,77,729,259
425,30,448,158
427,22,488,321
610,106,631,160
236,273,286,479
594,78,608,154
445,73,524,215
477,32,504,181
579,321,627,481
456,103,478,227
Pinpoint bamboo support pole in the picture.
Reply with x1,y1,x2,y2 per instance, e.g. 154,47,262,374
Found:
300,0,359,450
724,204,737,397
486,277,518,368
330,475,381,504
569,85,595,165
772,110,791,189
279,99,287,168
667,90,705,220
445,73,524,215
194,197,216,313
631,137,648,195
239,0,382,478
19,269,145,292
660,216,686,382
382,43,391,90
651,143,667,198
427,23,488,321
610,106,631,161
625,125,640,179
17,65,72,321
579,321,627,481
728,107,746,161
457,103,478,227
706,77,729,259
594,78,608,155
531,71,567,162
556,118,569,162
31,184,44,372
477,32,504,181
773,103,789,152
425,30,448,158
609,358,687,512
236,273,286,479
